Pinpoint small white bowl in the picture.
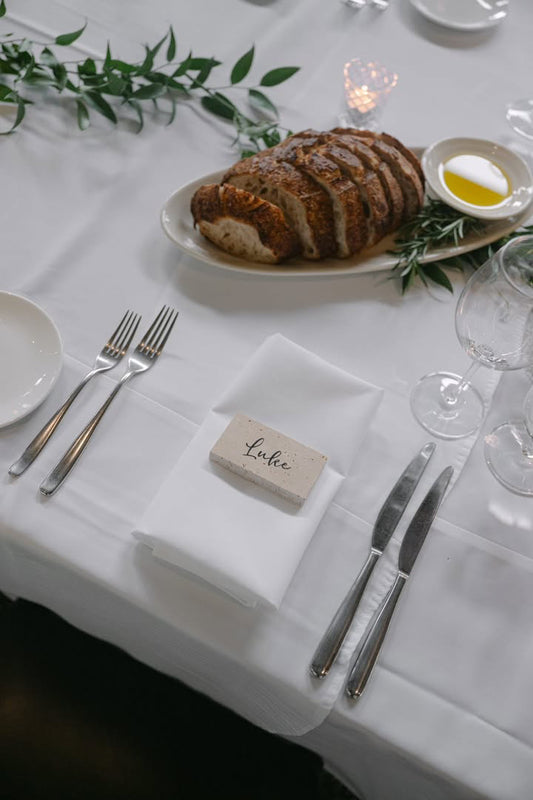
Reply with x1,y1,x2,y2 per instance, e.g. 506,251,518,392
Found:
422,137,533,220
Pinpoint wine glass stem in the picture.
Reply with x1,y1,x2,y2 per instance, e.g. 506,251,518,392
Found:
442,362,482,407
510,424,533,459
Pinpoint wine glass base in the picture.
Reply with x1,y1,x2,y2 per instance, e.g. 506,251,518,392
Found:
410,372,485,440
484,421,533,496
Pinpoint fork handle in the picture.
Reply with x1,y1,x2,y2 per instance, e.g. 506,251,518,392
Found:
8,369,100,477
39,371,134,496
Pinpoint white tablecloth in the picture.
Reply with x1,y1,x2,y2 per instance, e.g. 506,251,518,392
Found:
1,1,533,798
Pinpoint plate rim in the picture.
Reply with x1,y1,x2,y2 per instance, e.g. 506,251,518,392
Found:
161,148,532,279
0,291,63,429
409,0,508,31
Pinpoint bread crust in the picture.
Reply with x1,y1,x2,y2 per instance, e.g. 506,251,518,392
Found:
191,183,301,264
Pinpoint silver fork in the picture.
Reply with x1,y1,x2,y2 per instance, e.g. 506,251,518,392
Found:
9,311,141,477
39,306,178,497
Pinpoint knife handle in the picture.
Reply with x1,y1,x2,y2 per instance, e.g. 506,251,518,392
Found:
310,548,381,679
345,571,407,699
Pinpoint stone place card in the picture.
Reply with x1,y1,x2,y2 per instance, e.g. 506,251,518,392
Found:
210,413,328,507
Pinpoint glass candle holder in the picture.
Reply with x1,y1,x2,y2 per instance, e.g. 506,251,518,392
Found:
341,58,398,131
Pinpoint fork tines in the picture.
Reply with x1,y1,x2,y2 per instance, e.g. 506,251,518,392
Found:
106,310,141,357
137,306,179,358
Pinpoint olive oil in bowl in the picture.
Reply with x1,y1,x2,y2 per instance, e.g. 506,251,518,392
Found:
439,154,511,207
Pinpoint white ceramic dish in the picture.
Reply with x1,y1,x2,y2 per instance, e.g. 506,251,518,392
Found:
422,137,533,221
0,292,63,428
410,0,508,31
161,148,533,279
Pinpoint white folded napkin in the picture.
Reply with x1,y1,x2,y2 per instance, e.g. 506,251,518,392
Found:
133,334,383,609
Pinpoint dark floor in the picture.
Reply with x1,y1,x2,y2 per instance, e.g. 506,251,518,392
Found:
0,592,356,800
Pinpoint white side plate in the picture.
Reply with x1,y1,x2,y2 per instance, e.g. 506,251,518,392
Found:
410,0,508,31
0,293,63,428
161,149,532,278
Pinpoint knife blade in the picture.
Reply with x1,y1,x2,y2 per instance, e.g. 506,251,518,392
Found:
309,442,436,680
345,465,453,699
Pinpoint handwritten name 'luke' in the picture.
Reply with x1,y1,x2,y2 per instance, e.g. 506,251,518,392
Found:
243,438,292,470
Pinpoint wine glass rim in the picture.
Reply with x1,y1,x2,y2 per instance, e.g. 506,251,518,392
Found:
498,235,533,297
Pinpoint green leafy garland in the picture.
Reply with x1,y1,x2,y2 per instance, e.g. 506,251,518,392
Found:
0,0,298,154
391,199,533,293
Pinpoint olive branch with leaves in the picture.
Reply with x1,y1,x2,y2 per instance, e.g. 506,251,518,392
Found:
390,198,533,294
0,0,299,154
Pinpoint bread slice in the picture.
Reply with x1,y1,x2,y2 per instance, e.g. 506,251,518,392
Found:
223,154,336,260
283,147,368,256
324,132,393,243
190,183,301,264
338,128,425,219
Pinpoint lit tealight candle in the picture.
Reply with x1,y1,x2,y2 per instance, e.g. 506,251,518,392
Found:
342,59,398,129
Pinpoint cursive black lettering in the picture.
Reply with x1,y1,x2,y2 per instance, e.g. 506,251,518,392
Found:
243,438,291,470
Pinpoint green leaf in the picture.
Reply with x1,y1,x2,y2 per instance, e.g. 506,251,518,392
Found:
167,77,188,93
78,57,96,75
76,98,90,130
137,45,154,75
201,92,236,120
167,96,177,125
172,51,192,77
149,30,169,61
188,57,219,70
0,83,15,102
12,97,25,129
130,82,166,100
52,62,67,91
0,1,6,19
108,59,136,74
0,94,26,134
0,58,19,75
248,88,277,118
262,128,281,147
166,26,176,61
144,70,168,85
104,42,112,70
421,262,454,293
230,45,254,85
21,53,35,81
101,73,126,95
2,41,18,58
55,21,87,47
40,47,59,67
126,98,144,132
188,57,221,87
85,90,117,123
260,66,299,86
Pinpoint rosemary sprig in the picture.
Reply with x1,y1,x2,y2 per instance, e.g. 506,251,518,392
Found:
391,198,533,294
0,1,298,155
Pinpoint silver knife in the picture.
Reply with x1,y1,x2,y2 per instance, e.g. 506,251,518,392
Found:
345,465,453,699
309,442,436,680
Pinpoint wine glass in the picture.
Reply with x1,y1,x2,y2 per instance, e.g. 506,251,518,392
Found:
485,382,533,495
411,236,533,439
506,99,533,142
